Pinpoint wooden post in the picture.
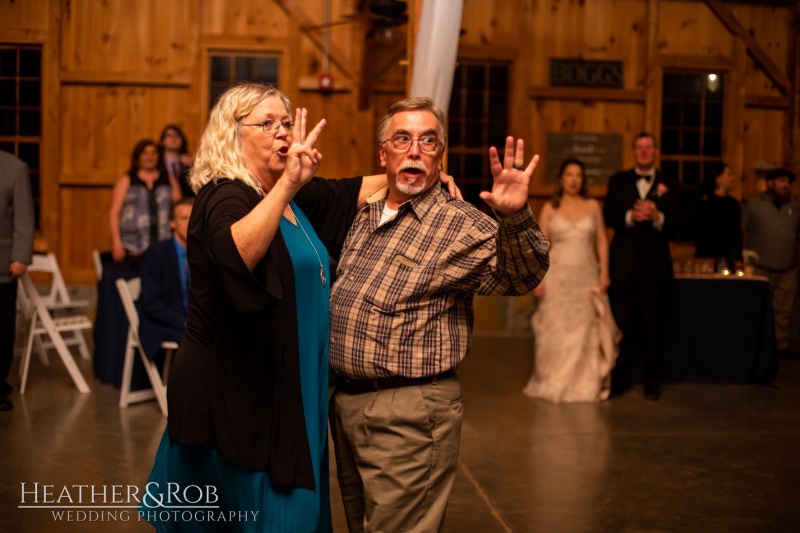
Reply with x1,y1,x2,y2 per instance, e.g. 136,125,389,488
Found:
644,0,662,154
786,1,799,170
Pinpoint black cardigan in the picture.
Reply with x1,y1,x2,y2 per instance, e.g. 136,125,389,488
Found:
166,176,362,488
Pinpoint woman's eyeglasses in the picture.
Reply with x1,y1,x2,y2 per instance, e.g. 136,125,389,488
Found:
242,120,294,135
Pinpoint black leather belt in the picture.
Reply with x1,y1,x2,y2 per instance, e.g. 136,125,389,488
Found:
337,370,456,395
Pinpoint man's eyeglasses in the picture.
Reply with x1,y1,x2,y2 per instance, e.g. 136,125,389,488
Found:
379,134,443,154
242,120,294,134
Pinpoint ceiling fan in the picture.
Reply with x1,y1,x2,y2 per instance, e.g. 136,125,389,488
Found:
303,0,408,32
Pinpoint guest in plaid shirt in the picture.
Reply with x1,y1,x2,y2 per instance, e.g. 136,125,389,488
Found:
329,97,550,533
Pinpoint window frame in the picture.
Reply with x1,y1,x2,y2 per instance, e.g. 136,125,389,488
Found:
201,46,289,122
447,60,512,212
0,44,43,228
659,69,726,191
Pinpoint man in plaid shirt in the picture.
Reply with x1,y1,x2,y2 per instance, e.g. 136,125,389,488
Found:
329,97,549,532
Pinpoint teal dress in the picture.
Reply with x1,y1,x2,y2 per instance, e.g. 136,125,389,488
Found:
141,201,332,532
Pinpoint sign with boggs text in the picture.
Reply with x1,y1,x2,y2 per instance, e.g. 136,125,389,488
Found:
551,59,624,89
545,132,623,187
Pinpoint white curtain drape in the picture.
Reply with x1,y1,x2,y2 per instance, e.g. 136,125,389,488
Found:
409,0,464,116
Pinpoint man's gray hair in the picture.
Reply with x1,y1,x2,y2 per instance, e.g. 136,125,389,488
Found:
377,97,447,146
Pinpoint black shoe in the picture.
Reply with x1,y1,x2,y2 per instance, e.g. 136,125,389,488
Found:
644,384,661,401
0,398,13,412
778,348,800,360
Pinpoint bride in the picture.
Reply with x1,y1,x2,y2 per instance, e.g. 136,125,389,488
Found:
523,158,619,402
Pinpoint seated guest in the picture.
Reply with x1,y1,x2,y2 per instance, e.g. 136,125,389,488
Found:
693,162,743,271
138,198,193,358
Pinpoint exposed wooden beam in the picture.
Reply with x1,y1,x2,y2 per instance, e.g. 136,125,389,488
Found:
689,0,795,5
60,71,191,87
372,35,408,82
273,0,352,79
0,29,49,42
704,0,791,95
529,86,646,103
745,95,791,109
41,0,63,256
457,44,518,62
658,54,736,70
786,0,798,170
644,0,662,137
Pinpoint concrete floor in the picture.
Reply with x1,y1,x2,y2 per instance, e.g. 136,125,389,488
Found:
1,323,799,532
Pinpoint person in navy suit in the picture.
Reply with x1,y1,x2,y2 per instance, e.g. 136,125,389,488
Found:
138,197,194,359
603,132,680,400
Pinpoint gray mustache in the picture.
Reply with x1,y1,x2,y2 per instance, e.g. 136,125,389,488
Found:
398,161,428,173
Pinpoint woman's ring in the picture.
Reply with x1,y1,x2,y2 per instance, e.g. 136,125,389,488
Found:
513,164,524,170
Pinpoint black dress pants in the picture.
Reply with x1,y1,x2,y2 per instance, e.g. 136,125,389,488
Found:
608,277,669,385
0,281,18,398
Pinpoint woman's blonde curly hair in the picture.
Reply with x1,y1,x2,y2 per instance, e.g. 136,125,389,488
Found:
189,83,292,195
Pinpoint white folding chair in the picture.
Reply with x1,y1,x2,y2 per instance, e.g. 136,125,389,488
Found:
116,277,176,416
18,274,92,394
18,253,92,364
91,250,103,282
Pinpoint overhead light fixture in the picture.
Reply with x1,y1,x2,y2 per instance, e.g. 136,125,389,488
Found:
706,73,719,92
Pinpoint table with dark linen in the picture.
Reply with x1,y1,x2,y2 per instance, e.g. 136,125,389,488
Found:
631,275,777,383
92,261,151,390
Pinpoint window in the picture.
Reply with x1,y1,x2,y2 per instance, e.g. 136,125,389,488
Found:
660,71,725,190
447,61,511,211
208,53,280,109
0,45,42,228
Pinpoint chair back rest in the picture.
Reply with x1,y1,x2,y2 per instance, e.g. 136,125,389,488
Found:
19,274,59,331
16,275,37,318
27,253,70,307
91,250,103,282
116,277,141,336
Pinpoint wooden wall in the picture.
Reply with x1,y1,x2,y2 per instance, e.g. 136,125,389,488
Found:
0,0,797,281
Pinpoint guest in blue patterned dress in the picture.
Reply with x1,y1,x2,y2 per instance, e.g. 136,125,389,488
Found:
109,139,182,265
139,83,411,532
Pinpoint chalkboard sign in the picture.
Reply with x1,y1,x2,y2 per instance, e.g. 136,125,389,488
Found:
545,132,623,186
551,59,624,88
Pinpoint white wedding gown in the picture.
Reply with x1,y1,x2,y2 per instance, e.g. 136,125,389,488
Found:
524,215,619,402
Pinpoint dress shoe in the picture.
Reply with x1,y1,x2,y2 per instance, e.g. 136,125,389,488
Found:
644,383,661,401
0,398,13,412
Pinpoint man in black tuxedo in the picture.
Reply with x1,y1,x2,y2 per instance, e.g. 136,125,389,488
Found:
603,132,680,400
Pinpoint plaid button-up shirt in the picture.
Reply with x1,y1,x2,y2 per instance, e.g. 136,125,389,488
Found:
329,184,549,379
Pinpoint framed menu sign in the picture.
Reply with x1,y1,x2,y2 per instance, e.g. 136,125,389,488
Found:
545,132,623,186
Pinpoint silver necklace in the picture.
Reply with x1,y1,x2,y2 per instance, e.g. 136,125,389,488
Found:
287,206,326,287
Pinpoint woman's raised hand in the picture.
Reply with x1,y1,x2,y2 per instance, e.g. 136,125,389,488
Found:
284,108,326,191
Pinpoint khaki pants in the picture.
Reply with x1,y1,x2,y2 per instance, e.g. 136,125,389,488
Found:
330,376,463,533
753,267,798,350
